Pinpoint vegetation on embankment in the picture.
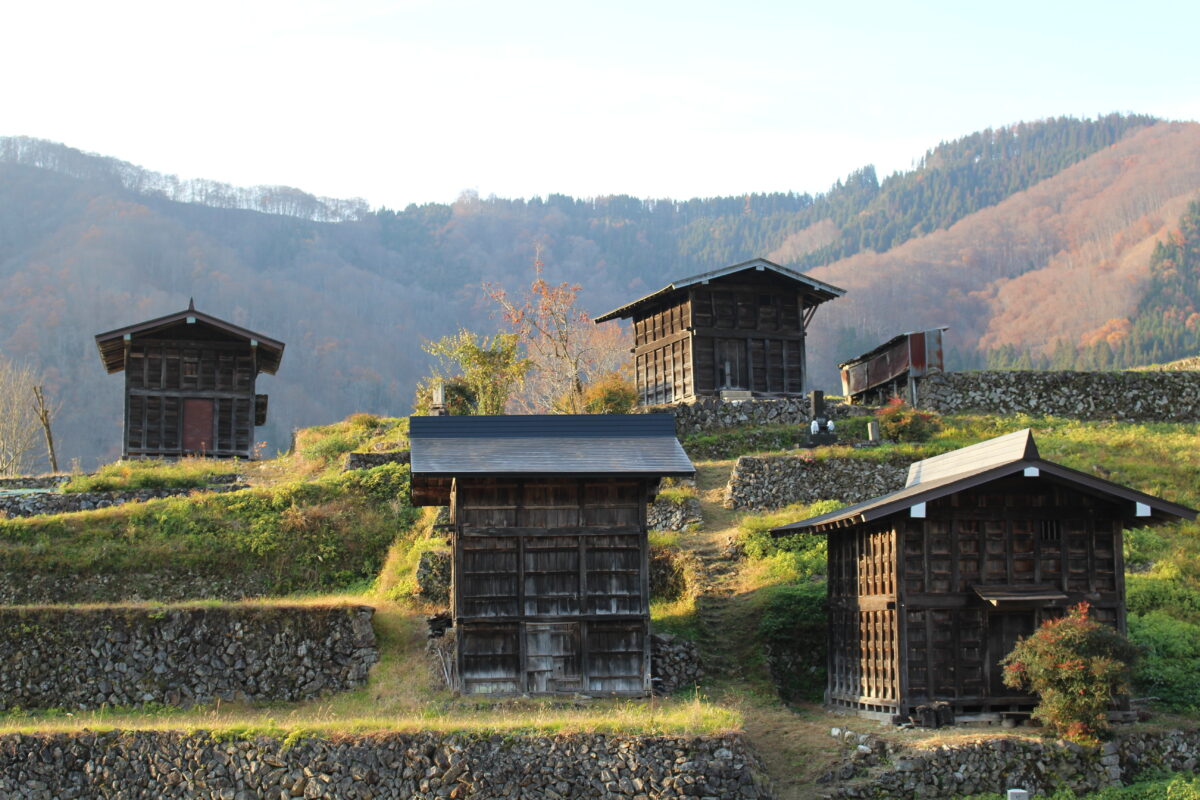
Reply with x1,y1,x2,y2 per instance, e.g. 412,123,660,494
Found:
0,414,420,594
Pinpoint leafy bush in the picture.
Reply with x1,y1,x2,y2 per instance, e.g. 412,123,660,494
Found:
1128,611,1200,711
758,583,827,701
875,398,943,442
1001,602,1139,743
411,376,477,416
581,371,638,414
1126,575,1200,622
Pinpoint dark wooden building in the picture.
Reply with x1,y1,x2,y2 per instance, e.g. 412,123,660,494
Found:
594,258,845,406
773,430,1195,722
839,327,947,406
409,414,694,695
95,302,284,459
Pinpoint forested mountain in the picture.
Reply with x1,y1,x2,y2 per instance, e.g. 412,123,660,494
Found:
0,114,1195,468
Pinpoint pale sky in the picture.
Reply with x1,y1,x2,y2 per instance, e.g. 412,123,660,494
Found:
3,0,1198,209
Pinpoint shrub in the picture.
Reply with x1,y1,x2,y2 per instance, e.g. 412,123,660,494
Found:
411,376,477,416
758,583,827,701
1128,611,1200,711
874,398,943,442
1126,575,1200,622
1001,602,1139,743
580,372,638,414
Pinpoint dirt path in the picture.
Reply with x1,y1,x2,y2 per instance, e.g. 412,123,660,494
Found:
680,462,840,799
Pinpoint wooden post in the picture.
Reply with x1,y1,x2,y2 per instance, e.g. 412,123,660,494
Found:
31,385,58,473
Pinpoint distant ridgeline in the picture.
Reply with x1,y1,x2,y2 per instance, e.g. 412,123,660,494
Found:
987,198,1200,371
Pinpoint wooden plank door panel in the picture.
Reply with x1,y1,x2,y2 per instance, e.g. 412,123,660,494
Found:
182,398,214,454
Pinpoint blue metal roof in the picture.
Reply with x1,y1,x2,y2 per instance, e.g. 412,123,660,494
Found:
409,414,695,477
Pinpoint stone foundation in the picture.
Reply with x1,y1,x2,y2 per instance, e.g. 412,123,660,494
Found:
648,496,704,531
0,605,378,710
0,730,772,799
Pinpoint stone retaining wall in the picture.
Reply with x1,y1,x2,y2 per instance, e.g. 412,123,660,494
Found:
0,569,275,606
0,605,378,710
343,450,411,471
917,370,1200,421
0,730,771,799
824,726,1200,799
648,496,704,531
640,397,853,436
725,455,910,511
0,484,248,518
0,475,68,490
651,633,704,695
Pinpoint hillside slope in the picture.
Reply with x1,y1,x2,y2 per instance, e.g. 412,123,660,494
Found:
0,117,1195,467
807,122,1200,377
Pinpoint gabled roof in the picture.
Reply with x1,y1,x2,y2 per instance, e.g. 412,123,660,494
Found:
95,302,285,375
772,429,1196,534
409,413,695,478
593,258,846,323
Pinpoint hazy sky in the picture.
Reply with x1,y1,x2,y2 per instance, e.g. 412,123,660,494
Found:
4,0,1198,209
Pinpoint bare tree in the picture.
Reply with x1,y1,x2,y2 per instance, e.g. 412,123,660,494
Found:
0,355,42,475
486,246,633,413
32,385,59,473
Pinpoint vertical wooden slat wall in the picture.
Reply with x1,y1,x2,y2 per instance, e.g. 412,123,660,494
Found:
453,477,652,695
630,278,818,404
123,339,256,458
865,477,1131,719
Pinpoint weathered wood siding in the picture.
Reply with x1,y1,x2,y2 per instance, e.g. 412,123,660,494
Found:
827,523,900,716
895,477,1124,715
124,340,257,458
453,478,651,695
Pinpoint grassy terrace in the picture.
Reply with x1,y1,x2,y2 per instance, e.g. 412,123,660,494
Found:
3,411,1200,798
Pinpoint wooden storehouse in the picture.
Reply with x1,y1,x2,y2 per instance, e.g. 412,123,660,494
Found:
95,302,284,459
772,430,1195,723
409,414,694,695
594,258,846,406
839,327,948,406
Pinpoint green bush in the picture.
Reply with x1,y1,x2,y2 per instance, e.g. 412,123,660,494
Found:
758,583,827,702
1129,611,1200,711
1126,575,1200,622
1001,602,1139,743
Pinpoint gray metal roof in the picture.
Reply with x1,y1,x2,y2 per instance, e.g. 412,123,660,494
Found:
408,414,695,477
773,429,1196,534
593,258,846,323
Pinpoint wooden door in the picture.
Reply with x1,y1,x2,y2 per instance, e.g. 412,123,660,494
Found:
525,622,581,693
182,398,214,453
987,611,1034,696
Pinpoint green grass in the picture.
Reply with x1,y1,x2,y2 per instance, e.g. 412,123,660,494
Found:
965,773,1200,799
62,458,243,493
0,463,420,594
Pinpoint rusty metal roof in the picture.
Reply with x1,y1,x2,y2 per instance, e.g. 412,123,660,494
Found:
95,303,285,375
409,414,695,478
593,258,846,323
772,429,1196,534
838,326,949,370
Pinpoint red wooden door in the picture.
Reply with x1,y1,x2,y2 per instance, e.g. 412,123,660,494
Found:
182,399,214,453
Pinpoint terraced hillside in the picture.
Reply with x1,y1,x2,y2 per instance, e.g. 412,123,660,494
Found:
3,410,1200,799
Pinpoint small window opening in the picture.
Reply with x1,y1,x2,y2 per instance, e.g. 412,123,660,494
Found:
1038,520,1062,543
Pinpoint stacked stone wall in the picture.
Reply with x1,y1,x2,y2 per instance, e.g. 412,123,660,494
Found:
725,455,910,511
0,730,771,799
639,397,853,436
825,727,1200,799
0,484,248,518
917,370,1200,421
0,605,377,710
343,450,411,470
